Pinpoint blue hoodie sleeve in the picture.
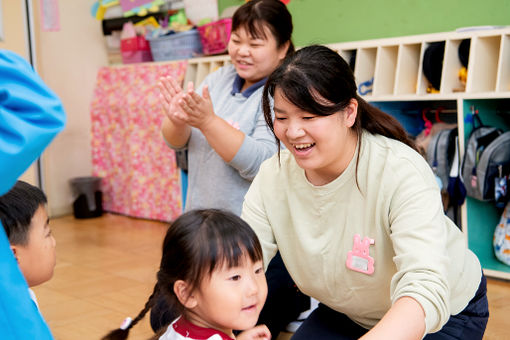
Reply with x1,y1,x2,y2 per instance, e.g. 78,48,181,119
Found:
0,49,66,340
0,49,66,194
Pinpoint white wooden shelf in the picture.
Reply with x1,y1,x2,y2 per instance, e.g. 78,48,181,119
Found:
329,27,510,98
329,28,510,280
184,54,231,86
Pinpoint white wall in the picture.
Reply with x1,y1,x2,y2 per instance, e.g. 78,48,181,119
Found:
33,1,108,216
0,0,27,55
1,1,38,185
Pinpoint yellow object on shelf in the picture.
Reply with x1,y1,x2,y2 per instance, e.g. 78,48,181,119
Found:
134,16,160,29
92,0,120,20
426,84,440,94
458,66,468,85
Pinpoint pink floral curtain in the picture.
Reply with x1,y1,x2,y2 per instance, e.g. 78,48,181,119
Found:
90,62,187,222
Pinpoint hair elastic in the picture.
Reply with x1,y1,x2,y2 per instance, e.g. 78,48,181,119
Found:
120,317,132,330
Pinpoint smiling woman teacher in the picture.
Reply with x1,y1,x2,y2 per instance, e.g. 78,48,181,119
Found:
158,0,293,216
242,45,488,340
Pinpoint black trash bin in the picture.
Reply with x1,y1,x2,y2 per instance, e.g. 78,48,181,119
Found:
69,176,103,219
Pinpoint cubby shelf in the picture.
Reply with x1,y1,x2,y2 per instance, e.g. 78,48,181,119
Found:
330,28,510,97
329,28,510,280
183,27,510,280
183,54,231,86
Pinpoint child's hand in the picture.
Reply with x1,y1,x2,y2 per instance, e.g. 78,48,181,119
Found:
158,76,188,127
178,83,216,130
236,325,271,340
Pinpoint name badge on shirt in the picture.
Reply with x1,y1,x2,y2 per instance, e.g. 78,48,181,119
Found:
346,234,375,275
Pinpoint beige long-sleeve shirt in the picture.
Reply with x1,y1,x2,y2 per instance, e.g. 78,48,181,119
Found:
242,131,481,333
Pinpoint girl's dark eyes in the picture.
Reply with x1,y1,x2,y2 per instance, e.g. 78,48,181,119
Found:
230,275,241,281
275,117,286,121
255,267,264,274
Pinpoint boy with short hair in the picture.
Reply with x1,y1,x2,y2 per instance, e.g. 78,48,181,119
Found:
0,180,56,304
1,48,65,339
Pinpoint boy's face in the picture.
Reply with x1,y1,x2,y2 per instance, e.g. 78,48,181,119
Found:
12,205,56,287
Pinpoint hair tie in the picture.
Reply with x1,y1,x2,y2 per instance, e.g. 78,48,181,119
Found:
120,317,132,330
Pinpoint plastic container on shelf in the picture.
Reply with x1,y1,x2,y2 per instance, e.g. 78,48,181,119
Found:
197,18,232,55
69,176,103,219
120,35,153,64
147,29,203,61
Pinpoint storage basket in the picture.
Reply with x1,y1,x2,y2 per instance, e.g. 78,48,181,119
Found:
120,35,153,64
147,29,203,61
198,18,232,55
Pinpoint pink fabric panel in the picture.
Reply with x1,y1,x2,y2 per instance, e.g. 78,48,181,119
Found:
90,62,187,222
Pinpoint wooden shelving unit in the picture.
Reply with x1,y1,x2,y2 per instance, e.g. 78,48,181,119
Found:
183,54,231,86
334,27,510,280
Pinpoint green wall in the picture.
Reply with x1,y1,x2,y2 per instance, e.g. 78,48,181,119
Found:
218,0,510,46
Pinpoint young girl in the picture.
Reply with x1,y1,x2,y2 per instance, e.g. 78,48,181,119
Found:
102,209,270,340
157,1,308,336
242,45,489,339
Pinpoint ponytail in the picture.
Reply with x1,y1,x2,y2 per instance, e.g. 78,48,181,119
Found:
355,96,417,151
345,96,416,191
101,284,160,340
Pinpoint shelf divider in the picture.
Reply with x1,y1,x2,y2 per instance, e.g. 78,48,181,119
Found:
373,45,398,96
466,35,501,93
394,43,421,95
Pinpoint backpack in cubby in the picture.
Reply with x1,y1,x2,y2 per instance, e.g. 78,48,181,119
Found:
426,127,458,191
426,127,465,225
493,202,510,266
475,131,510,203
461,115,503,201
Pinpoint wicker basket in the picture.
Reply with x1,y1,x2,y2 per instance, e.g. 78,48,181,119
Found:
147,29,203,61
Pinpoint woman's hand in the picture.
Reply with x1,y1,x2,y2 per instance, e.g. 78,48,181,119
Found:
236,325,271,340
178,82,217,131
161,79,244,162
158,76,188,127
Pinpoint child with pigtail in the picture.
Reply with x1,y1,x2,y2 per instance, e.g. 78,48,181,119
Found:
102,209,270,340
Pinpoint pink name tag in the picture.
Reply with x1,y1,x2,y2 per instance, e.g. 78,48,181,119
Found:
346,234,375,275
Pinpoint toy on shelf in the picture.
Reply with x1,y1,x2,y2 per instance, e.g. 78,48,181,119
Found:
120,0,165,17
120,21,153,64
197,18,232,55
92,0,170,20
91,0,120,20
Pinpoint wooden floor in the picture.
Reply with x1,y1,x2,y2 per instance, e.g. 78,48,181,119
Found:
33,213,509,340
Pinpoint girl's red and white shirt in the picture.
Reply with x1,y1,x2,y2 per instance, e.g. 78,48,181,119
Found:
159,316,234,340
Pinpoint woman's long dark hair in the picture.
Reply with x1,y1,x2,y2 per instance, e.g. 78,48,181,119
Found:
101,209,263,340
263,45,415,149
232,0,295,56
262,45,416,187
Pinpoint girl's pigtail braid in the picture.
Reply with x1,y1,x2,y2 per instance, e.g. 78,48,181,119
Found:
101,284,160,340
